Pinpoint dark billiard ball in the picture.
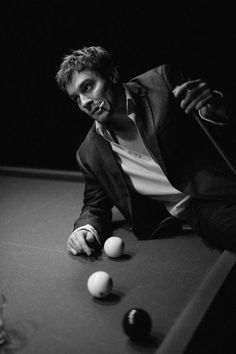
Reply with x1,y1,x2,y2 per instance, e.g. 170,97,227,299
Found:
122,308,152,340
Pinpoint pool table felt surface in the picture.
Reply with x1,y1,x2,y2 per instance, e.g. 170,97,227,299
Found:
0,174,231,353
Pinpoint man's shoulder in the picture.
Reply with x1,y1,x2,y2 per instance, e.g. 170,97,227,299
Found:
129,65,166,82
77,124,107,159
77,125,96,153
128,64,186,91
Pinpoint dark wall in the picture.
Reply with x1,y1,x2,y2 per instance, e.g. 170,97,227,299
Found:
2,1,236,171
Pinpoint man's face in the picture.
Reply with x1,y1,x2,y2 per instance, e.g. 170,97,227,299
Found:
65,69,116,124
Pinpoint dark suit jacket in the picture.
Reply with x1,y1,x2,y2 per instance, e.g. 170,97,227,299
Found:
74,64,236,242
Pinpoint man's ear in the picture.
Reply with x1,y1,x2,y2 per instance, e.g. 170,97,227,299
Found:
110,68,119,84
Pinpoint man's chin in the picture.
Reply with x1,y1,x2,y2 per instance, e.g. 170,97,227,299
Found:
94,111,110,124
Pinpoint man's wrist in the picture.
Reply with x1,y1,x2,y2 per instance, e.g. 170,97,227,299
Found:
72,224,100,244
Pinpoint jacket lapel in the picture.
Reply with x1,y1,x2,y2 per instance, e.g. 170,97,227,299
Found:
125,82,168,175
91,128,133,224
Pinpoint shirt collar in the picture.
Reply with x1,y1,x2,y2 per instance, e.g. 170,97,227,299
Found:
124,85,136,118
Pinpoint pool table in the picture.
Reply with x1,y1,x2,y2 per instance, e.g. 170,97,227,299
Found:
0,166,235,353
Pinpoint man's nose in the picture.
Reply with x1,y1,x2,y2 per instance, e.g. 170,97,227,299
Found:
80,95,93,110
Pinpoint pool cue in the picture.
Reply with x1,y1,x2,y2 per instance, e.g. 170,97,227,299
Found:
192,112,236,177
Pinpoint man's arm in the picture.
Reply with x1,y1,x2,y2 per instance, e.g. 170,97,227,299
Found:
75,150,113,235
67,150,113,256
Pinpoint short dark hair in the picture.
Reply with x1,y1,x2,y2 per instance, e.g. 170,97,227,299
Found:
56,46,119,92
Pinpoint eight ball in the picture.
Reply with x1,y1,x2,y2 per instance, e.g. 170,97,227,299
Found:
122,308,152,341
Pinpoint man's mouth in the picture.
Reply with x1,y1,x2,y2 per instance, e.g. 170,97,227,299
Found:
92,101,105,115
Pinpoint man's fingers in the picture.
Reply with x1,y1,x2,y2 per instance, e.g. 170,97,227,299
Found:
85,233,95,244
67,235,81,255
182,92,213,114
78,235,92,256
195,95,214,111
67,231,92,256
173,79,202,98
67,244,77,255
173,78,218,114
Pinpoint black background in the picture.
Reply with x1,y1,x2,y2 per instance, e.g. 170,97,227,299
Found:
2,0,236,171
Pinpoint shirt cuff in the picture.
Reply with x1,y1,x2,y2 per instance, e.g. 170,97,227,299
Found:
198,90,229,126
72,224,100,244
198,109,228,126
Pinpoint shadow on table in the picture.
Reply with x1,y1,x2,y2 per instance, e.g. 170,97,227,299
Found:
92,290,125,305
126,330,164,353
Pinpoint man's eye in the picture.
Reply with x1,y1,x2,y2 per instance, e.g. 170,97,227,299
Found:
71,95,81,104
71,96,77,102
84,85,90,92
82,83,92,93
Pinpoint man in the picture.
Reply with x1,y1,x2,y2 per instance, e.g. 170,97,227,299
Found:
56,46,236,256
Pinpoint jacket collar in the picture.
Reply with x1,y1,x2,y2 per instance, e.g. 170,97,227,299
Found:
125,81,167,174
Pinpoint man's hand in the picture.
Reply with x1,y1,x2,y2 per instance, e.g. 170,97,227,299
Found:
173,79,223,115
67,229,99,256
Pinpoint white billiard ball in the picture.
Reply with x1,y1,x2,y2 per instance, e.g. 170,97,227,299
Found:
87,271,113,298
104,236,125,258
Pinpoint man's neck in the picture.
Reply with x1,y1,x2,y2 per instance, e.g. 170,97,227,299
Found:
105,84,133,133
106,112,147,154
106,112,134,132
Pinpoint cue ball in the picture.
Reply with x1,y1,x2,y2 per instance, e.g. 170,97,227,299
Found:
104,236,125,258
87,271,113,298
122,308,152,340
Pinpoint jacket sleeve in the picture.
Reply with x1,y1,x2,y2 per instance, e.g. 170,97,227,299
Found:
73,150,113,243
157,63,187,91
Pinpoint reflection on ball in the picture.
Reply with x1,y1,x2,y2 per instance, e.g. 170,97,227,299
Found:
122,308,152,340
